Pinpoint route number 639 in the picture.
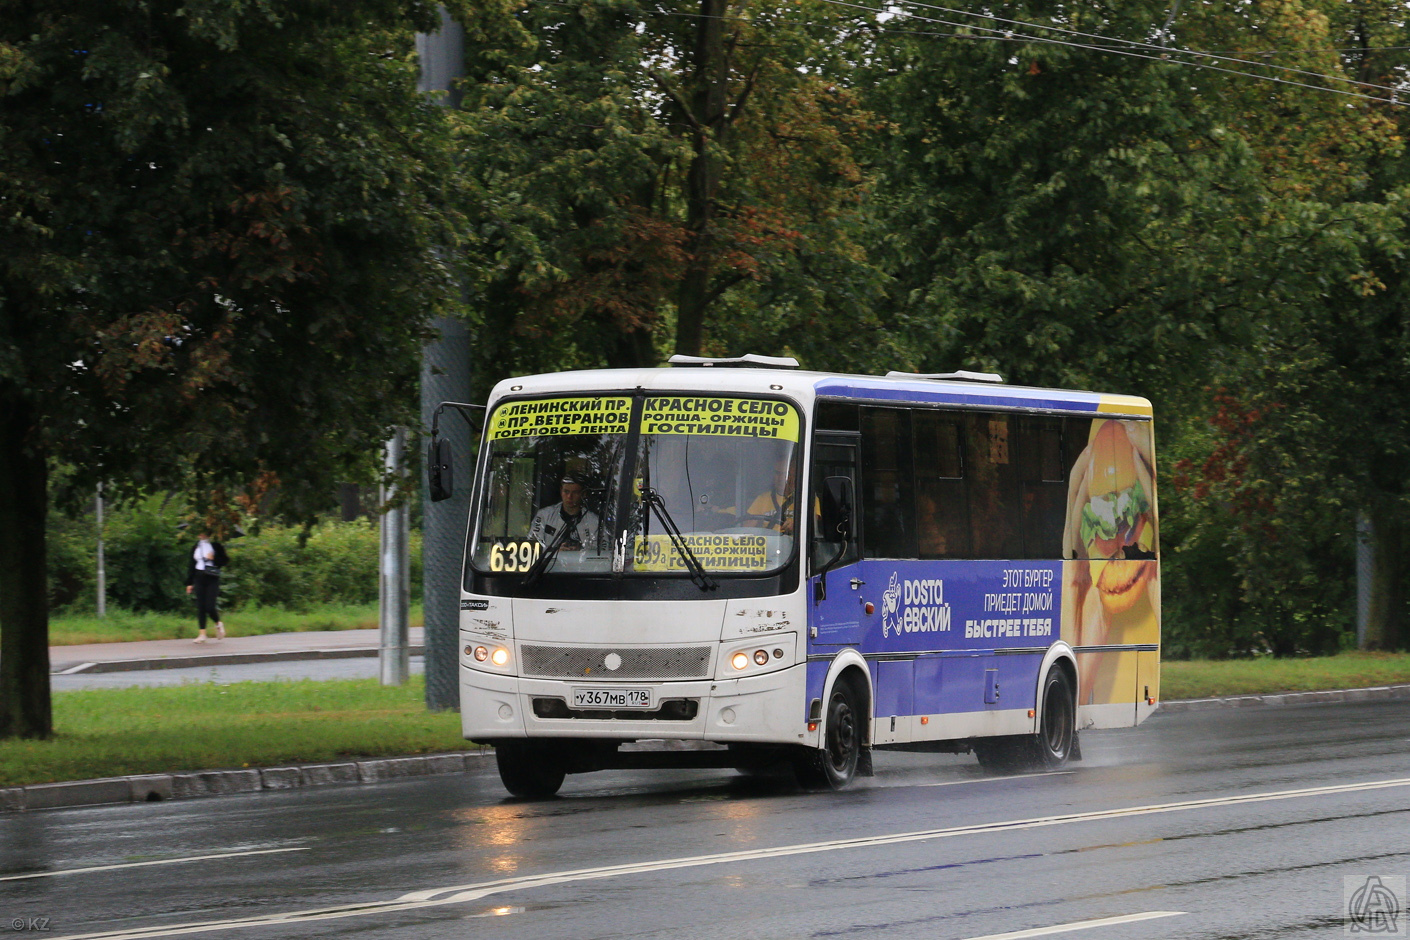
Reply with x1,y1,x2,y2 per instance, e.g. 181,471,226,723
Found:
490,539,542,572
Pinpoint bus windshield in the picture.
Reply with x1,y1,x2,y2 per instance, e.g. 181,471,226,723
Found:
471,394,801,578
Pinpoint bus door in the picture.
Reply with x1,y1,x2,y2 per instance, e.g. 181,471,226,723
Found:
808,433,863,648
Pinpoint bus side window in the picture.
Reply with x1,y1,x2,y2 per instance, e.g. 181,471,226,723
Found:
810,437,860,572
860,407,916,559
914,411,968,559
966,413,1023,559
1016,416,1067,559
815,401,859,431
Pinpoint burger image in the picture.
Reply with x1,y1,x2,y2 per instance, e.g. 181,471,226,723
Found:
1074,420,1157,615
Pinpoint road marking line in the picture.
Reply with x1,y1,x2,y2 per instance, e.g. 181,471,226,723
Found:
0,848,308,882
959,911,1186,940
911,771,1075,788
49,775,1410,940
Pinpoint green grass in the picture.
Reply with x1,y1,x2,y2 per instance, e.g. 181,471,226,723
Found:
1,676,475,787
9,651,1409,789
49,603,424,646
1162,651,1410,700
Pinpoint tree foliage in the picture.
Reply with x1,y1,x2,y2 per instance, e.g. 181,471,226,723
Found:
862,0,1410,655
0,0,464,736
456,0,891,392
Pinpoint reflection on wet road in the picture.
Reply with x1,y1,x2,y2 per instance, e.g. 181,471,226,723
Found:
3,700,1409,940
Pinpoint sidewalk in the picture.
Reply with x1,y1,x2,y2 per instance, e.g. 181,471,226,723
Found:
50,628,426,675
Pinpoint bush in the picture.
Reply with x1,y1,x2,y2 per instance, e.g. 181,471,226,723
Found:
106,496,192,612
224,521,423,611
48,494,189,614
48,512,97,613
47,496,424,616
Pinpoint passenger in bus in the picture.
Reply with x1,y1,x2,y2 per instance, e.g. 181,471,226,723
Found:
741,458,797,535
528,476,601,551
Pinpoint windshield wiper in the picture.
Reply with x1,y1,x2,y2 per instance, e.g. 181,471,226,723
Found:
640,489,717,592
521,519,573,589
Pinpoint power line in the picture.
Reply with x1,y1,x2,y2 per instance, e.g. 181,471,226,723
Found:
524,0,1403,106
816,0,1402,105
883,0,1404,95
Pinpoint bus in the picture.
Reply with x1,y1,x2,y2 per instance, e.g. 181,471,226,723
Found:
428,355,1160,797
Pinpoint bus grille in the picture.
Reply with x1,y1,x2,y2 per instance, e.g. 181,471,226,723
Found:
520,645,713,680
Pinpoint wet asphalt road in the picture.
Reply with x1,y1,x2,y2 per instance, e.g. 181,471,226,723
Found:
4,700,1409,940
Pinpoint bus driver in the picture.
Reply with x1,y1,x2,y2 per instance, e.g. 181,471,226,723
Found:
741,458,797,536
529,476,601,552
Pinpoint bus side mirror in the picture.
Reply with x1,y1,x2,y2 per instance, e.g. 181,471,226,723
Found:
819,476,854,542
427,438,454,502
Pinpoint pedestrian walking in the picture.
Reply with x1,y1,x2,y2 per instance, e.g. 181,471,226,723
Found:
185,528,229,642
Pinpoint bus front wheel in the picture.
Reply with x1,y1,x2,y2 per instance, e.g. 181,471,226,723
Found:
795,678,862,790
495,740,566,798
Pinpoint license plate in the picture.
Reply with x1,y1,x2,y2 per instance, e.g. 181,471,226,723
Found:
572,687,651,709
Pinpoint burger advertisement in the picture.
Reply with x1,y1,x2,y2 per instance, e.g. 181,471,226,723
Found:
1063,418,1160,706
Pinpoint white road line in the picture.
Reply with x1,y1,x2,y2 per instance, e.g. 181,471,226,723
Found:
911,771,1075,788
50,774,1410,940
0,848,308,882
960,911,1186,940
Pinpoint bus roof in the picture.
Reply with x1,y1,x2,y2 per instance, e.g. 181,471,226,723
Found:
488,367,1153,419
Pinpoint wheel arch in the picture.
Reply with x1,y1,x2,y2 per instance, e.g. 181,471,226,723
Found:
819,650,873,747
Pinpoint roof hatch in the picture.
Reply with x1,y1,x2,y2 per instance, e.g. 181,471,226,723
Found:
668,354,800,370
885,369,1005,384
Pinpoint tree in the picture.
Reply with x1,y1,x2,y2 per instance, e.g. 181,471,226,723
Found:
861,0,1410,654
0,0,463,737
457,0,887,388
862,0,1273,397
1165,0,1410,652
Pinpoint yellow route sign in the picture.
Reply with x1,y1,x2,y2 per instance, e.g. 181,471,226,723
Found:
633,534,771,572
641,397,799,441
488,397,632,440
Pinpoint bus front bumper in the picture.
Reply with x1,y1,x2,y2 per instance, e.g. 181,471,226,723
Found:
460,663,809,747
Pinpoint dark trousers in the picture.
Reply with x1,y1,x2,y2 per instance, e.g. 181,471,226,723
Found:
192,573,220,629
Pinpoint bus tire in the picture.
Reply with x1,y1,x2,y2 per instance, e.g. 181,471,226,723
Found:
495,740,566,798
973,667,1076,773
794,677,862,790
1030,666,1076,768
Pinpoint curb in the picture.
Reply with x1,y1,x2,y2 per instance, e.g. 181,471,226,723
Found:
51,645,426,675
0,750,493,814
10,684,1410,813
1158,682,1410,713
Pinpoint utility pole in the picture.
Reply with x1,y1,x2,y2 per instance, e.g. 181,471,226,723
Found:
417,8,470,711
379,429,410,685
95,483,106,618
1357,514,1371,649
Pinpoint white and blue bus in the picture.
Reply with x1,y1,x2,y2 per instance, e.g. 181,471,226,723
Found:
430,356,1160,797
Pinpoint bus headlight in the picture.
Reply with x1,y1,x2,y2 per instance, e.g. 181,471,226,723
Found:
753,649,769,666
491,648,510,667
731,652,750,671
473,646,489,662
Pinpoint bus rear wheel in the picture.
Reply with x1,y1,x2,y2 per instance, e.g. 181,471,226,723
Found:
974,667,1076,773
1032,667,1076,767
495,740,566,798
795,678,861,790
